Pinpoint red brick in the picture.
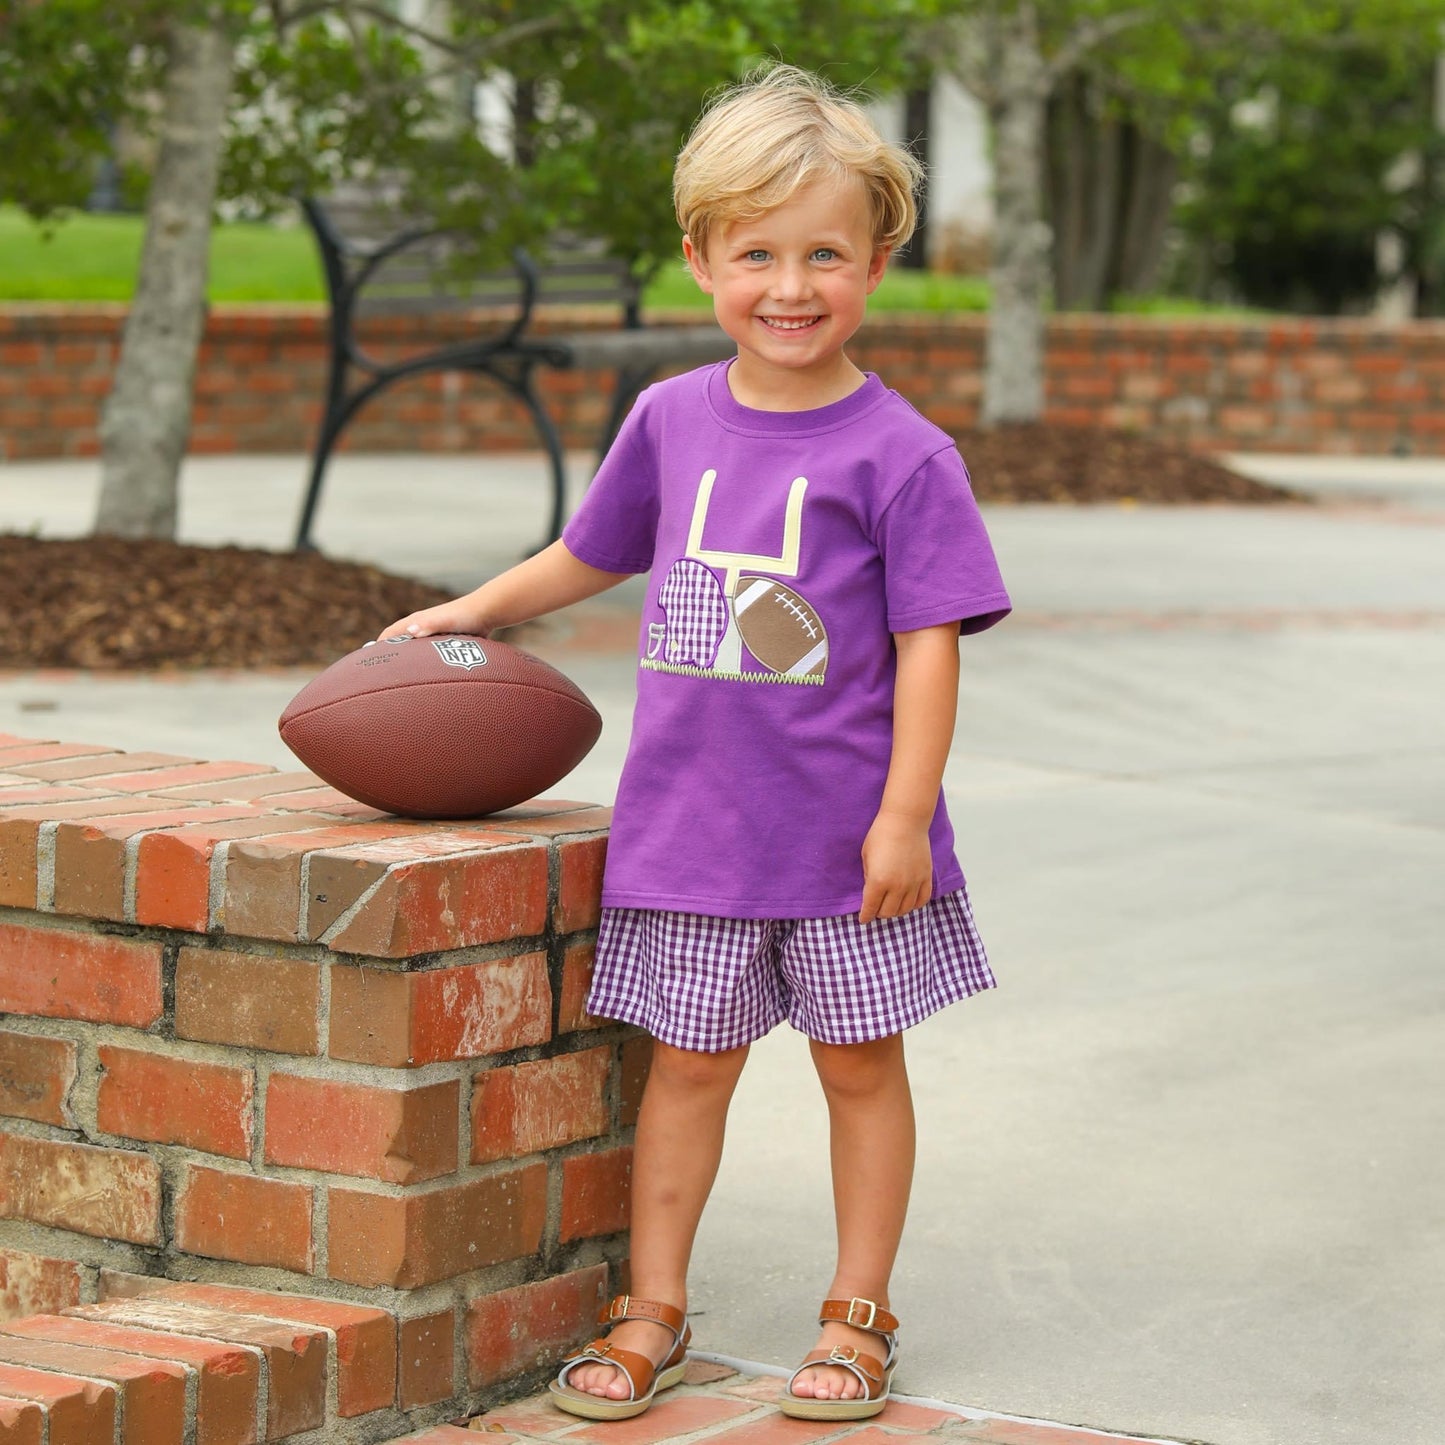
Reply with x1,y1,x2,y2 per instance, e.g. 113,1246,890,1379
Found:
97,1045,253,1159
471,1047,610,1162
329,953,552,1065
0,1334,185,1443
0,1362,115,1445
175,945,321,1055
567,1393,754,1445
0,742,116,767
558,940,605,1033
321,839,550,957
0,1251,80,1322
132,811,334,931
265,1074,458,1183
0,1131,161,1244
0,1030,76,1126
0,921,162,1027
3,1313,259,1445
560,1146,633,1242
50,804,257,921
399,1307,455,1407
217,821,432,942
68,1297,326,1438
176,1165,315,1274
556,833,608,932
465,1265,607,1388
96,761,277,793
0,801,165,908
7,749,189,782
300,827,528,939
104,1278,396,1420
0,1395,41,1445
157,769,314,803
327,1164,546,1288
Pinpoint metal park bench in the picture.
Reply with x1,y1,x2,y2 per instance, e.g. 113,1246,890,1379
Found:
294,189,733,553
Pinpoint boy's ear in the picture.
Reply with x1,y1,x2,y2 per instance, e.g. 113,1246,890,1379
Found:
683,235,715,294
866,245,892,295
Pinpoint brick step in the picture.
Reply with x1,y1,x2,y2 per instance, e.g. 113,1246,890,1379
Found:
0,1278,401,1443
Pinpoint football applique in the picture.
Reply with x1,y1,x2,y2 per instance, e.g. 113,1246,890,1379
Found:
277,634,602,818
732,575,829,678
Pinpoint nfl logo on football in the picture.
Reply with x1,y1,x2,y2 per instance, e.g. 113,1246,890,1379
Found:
432,638,488,671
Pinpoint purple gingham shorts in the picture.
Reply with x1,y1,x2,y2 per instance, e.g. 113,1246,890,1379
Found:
586,887,996,1052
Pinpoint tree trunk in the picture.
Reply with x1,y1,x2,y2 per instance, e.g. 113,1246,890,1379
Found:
982,11,1051,426
1112,128,1176,297
94,19,235,538
901,86,931,270
1047,72,1178,309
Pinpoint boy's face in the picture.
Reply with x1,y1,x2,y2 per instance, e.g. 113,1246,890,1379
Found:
683,174,889,403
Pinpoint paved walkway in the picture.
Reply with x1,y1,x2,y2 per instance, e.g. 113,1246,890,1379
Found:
460,1356,1183,1445
2,451,1444,1445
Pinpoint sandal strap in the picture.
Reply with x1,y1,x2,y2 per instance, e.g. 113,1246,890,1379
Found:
599,1294,687,1336
818,1297,899,1336
788,1345,887,1399
558,1341,645,1400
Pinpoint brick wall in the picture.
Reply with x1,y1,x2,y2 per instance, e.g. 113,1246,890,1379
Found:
5,305,1445,461
0,732,637,1442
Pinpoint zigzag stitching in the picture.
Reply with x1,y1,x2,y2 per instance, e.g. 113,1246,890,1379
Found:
640,660,824,686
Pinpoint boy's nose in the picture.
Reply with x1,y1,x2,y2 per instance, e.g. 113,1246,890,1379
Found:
769,261,813,302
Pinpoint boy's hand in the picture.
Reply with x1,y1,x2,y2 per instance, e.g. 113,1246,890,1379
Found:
859,809,933,924
375,600,490,643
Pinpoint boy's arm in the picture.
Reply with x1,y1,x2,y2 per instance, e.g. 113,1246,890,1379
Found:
859,621,961,924
378,540,632,640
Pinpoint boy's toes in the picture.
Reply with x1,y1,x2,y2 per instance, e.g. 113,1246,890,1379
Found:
570,1362,629,1398
793,1363,860,1400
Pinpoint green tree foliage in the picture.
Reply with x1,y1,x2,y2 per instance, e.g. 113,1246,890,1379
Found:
0,0,166,217
1,1,923,276
1177,22,1443,312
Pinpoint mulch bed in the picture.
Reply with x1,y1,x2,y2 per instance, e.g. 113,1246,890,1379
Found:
0,429,1305,672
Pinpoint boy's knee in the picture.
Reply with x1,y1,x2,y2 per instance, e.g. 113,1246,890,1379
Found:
809,1033,907,1099
649,1039,749,1093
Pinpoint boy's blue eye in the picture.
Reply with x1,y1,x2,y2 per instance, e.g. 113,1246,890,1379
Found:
745,249,769,262
812,248,838,262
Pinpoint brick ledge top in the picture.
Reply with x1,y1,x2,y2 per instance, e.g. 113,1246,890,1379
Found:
0,733,609,958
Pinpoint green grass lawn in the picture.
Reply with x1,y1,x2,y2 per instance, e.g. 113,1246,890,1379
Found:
0,206,991,310
0,207,325,302
2,206,1236,317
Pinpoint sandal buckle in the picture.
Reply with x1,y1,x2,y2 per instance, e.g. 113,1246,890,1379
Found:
607,1295,631,1323
846,1297,878,1330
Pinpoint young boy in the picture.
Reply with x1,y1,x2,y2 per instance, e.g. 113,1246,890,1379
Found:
379,64,1010,1423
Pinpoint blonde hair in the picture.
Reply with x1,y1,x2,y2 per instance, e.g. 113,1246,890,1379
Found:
674,64,922,258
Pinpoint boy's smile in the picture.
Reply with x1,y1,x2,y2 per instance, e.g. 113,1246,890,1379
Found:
683,175,889,410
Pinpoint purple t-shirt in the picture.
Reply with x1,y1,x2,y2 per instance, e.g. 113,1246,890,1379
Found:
563,362,1011,919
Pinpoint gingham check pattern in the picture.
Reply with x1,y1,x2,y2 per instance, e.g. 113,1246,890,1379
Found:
656,559,729,668
588,888,995,1052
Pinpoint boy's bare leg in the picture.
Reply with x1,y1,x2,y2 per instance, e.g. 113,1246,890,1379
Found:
566,1040,750,1399
790,1032,916,1401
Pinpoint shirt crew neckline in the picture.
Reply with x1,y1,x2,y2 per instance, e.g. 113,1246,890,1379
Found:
704,361,890,436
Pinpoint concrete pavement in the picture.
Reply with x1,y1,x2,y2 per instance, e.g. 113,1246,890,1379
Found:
1,450,1443,1445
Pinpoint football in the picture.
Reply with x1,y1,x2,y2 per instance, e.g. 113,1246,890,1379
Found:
732,574,829,679
278,634,602,818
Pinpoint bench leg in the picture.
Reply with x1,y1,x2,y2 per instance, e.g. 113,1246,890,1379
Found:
294,378,385,552
294,417,344,552
510,376,570,552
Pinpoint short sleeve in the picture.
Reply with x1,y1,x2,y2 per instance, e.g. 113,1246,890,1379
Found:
561,393,660,574
876,446,1012,635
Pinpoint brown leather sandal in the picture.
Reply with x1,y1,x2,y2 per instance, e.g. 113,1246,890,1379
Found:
779,1296,899,1421
549,1295,691,1420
